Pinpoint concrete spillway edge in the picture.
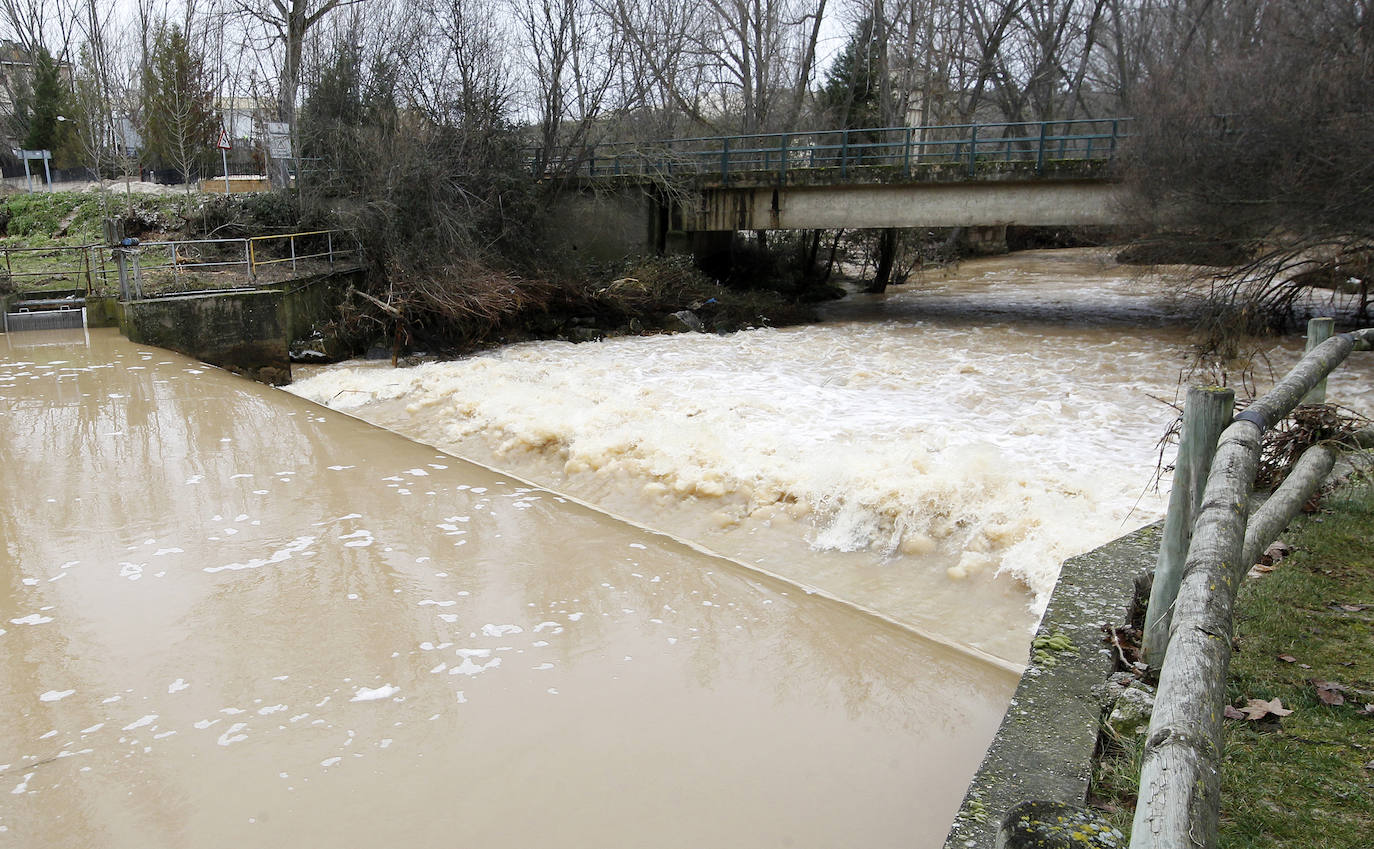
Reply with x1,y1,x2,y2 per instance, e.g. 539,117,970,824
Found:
943,522,1160,848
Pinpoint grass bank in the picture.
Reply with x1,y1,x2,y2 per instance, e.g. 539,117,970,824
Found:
1093,478,1374,847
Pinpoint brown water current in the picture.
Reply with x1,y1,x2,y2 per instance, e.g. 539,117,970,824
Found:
0,327,1011,848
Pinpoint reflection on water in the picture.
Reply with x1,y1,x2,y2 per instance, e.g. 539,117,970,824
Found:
0,328,1011,849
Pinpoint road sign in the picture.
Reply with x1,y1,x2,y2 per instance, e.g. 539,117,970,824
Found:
265,122,292,158
216,128,231,150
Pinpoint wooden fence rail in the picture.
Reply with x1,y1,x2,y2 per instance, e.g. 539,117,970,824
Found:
1129,323,1374,849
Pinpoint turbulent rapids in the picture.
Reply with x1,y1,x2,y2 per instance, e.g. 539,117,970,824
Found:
289,249,1374,661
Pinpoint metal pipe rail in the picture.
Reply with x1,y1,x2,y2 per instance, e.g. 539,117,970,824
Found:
137,230,350,281
531,117,1131,183
2,230,356,298
1,244,107,294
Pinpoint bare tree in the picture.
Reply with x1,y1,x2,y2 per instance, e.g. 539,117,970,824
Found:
515,0,628,175
1119,0,1374,330
601,0,829,136
233,0,362,186
0,0,80,58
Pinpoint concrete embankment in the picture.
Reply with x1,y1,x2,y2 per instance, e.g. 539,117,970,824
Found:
944,523,1158,848
79,267,361,384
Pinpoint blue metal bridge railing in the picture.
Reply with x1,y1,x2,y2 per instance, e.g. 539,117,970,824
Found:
532,117,1131,183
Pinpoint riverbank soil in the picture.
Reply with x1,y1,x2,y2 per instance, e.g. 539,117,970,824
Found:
1092,482,1374,846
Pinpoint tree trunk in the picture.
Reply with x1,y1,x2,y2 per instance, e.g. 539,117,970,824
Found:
804,229,822,277
865,228,897,293
822,229,843,283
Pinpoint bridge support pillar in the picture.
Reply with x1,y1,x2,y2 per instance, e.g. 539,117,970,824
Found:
959,225,1009,256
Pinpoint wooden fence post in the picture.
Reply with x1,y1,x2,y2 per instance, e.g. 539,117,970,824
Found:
1130,328,1374,849
1301,317,1335,404
1142,385,1235,672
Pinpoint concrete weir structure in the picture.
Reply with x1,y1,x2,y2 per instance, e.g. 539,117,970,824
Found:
119,289,292,384
77,267,362,385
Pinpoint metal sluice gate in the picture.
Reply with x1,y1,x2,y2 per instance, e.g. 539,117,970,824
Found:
2,302,87,333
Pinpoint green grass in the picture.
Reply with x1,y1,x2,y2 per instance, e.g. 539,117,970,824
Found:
1091,480,1374,847
1218,482,1374,848
0,191,195,247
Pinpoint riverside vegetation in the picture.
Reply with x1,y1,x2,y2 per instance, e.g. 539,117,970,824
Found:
0,189,825,357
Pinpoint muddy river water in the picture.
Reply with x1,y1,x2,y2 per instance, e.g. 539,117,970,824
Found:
2,250,1370,847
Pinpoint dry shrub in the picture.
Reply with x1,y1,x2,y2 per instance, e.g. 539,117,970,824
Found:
1252,403,1372,489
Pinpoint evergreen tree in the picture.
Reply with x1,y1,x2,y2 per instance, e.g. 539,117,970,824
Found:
820,17,886,132
20,48,74,155
141,24,217,182
821,17,901,294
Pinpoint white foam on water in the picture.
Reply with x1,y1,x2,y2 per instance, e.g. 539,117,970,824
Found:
204,536,316,573
122,715,157,731
217,723,249,746
349,685,399,702
39,690,74,702
289,256,1374,623
451,657,501,676
168,679,189,694
10,614,52,625
291,332,1175,614
339,530,374,548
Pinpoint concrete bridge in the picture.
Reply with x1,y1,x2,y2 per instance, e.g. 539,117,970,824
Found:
545,118,1130,259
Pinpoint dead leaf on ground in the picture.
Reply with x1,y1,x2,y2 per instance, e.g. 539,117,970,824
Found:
1241,697,1294,720
1357,704,1374,717
1277,654,1298,663
1265,540,1292,560
1313,680,1348,706
1332,602,1372,612
1224,705,1246,720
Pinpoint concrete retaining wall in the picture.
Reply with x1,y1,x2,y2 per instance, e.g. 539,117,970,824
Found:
944,523,1158,848
275,267,361,344
122,289,290,385
547,187,660,262
84,295,123,329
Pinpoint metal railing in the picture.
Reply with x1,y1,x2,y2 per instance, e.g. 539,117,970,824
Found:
133,230,351,290
532,117,1132,183
0,244,111,294
1,230,358,299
